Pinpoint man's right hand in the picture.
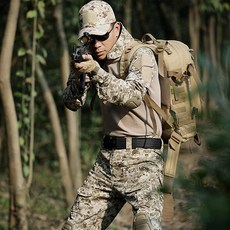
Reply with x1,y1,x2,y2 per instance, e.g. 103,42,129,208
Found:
74,54,99,74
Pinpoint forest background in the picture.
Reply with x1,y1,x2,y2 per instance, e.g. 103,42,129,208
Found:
0,0,229,229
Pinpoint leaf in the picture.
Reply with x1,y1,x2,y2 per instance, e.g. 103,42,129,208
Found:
36,25,44,39
222,3,230,10
36,31,43,39
23,153,29,163
23,165,30,177
16,70,25,77
51,0,56,5
41,48,47,58
36,54,46,65
14,92,23,97
22,106,29,116
38,1,45,18
26,10,37,19
18,121,22,129
25,77,32,84
22,94,31,101
19,136,25,147
27,49,33,56
18,48,27,56
23,117,30,126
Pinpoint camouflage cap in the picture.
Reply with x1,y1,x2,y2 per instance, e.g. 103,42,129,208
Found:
78,0,116,39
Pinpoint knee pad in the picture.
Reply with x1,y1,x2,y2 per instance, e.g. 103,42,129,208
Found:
133,213,160,230
62,220,74,230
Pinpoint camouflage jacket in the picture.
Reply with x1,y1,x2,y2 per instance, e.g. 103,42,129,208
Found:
63,25,162,137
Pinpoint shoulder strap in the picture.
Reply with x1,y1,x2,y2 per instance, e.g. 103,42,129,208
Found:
144,94,173,128
120,40,157,79
142,33,170,78
120,40,143,78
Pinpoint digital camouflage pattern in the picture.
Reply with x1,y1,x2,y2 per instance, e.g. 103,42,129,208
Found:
63,147,164,230
78,0,116,38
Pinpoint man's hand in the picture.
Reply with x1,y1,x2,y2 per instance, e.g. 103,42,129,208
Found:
74,54,99,74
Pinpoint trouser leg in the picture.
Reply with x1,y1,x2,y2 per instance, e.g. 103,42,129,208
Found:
110,148,164,230
62,150,125,230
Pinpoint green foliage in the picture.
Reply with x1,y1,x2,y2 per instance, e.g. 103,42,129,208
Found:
14,0,48,180
184,74,230,229
26,10,37,19
201,0,230,13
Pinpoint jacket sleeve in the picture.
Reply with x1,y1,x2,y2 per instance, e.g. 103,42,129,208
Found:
92,47,158,109
62,70,88,111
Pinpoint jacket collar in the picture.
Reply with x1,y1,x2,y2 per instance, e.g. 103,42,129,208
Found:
106,23,134,60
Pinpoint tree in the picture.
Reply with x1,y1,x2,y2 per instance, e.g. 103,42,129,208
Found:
54,0,83,190
0,0,28,229
19,0,74,206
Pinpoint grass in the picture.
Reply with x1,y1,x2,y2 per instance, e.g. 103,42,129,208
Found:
0,165,68,230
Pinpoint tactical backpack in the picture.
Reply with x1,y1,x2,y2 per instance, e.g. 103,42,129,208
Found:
120,33,202,195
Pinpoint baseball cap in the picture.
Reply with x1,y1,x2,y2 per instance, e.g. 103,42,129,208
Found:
78,0,116,39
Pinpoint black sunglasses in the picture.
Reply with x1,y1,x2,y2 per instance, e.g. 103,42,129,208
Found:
80,22,116,45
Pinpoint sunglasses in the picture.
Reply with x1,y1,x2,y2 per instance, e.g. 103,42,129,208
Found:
80,22,116,45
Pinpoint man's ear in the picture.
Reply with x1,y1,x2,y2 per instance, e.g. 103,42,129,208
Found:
114,22,121,38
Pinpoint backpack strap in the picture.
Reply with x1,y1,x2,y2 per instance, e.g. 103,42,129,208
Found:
120,40,158,79
144,94,173,128
120,40,143,78
141,33,169,78
161,131,183,222
144,93,182,194
163,131,183,192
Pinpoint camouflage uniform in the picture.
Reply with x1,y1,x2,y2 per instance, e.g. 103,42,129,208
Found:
62,1,164,229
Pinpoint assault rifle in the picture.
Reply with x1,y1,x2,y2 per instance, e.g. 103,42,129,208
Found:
72,32,92,93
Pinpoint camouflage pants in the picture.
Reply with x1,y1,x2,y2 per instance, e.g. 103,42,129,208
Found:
63,146,164,230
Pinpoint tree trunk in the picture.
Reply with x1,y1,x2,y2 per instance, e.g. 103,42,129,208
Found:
54,0,83,190
189,2,201,68
207,15,226,104
209,16,217,65
35,63,74,206
0,0,28,229
154,0,179,39
20,25,74,206
124,0,132,33
134,0,148,34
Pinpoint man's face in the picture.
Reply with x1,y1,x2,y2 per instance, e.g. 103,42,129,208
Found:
88,22,121,61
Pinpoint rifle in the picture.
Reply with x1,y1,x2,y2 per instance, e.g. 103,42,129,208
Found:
72,32,92,93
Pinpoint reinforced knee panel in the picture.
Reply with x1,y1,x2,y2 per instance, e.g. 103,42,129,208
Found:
133,213,156,230
62,221,74,230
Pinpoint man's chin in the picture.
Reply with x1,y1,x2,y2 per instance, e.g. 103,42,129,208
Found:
95,52,106,60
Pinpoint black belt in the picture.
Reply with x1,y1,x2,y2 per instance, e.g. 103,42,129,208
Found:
102,135,162,150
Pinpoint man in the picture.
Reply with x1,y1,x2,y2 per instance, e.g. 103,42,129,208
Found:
62,1,164,229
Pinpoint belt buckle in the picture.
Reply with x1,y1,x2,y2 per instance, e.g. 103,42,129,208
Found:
126,137,132,149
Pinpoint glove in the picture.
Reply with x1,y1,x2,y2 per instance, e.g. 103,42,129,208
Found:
74,54,99,74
